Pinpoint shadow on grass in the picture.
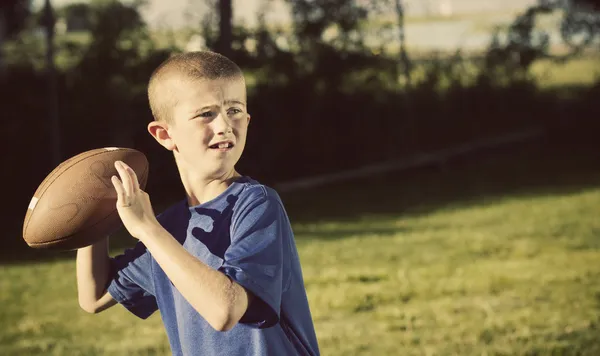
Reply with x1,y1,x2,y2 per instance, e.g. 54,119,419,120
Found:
0,226,143,267
293,226,409,240
281,137,600,226
3,137,600,265
523,318,600,355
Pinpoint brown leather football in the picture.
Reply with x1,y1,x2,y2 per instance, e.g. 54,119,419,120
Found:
22,147,149,251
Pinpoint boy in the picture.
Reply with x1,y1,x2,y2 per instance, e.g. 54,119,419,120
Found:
75,51,320,356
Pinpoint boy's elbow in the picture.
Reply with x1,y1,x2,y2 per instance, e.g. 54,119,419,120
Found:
207,309,238,332
79,299,99,314
199,283,250,331
78,290,116,314
219,313,241,332
79,297,110,314
203,300,243,332
210,284,252,331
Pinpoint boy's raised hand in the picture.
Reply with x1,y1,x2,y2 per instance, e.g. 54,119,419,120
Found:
111,160,159,239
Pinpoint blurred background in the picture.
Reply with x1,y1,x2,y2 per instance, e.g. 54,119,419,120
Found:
1,0,600,355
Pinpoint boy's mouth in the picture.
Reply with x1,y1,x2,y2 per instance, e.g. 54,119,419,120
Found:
208,141,234,150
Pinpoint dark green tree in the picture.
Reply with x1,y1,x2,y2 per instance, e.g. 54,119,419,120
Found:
0,0,30,74
216,0,232,57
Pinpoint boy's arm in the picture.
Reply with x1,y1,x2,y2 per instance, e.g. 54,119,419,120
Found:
76,237,118,313
139,225,254,331
109,161,263,331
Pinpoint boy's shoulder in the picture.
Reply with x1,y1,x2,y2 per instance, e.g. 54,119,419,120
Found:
155,176,284,222
232,176,283,206
227,177,290,226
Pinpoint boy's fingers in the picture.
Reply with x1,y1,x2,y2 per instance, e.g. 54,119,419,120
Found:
111,175,129,207
115,161,134,197
127,165,140,191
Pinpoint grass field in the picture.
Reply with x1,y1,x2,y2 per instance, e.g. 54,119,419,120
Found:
2,142,600,355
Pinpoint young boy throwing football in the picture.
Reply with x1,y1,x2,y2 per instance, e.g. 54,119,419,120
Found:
75,51,320,356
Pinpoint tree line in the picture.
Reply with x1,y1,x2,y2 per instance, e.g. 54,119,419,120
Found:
1,0,599,239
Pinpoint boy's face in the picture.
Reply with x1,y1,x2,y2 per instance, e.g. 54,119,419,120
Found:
155,76,250,180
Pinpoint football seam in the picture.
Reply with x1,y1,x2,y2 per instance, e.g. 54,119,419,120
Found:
23,149,148,240
33,149,111,196
28,155,81,208
26,163,149,245
24,149,119,237
26,208,121,247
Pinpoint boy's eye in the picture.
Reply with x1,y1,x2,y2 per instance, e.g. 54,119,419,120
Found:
227,108,242,115
200,111,215,118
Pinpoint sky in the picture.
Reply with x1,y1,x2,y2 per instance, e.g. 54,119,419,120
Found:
34,0,537,30
31,0,542,50
32,0,293,29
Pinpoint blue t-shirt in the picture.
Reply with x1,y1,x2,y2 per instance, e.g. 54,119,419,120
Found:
107,176,320,356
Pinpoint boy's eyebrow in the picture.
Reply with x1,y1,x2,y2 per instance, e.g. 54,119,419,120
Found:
224,99,246,106
191,100,247,113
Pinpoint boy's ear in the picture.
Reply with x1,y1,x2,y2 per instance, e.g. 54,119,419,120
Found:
148,120,176,151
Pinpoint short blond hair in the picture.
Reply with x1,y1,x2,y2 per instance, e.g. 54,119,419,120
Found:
148,51,245,123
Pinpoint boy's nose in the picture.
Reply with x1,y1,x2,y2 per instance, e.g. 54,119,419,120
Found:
214,112,233,135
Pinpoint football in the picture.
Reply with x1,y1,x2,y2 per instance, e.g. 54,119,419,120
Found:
22,147,149,251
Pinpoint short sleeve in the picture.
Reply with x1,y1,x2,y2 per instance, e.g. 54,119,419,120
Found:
107,241,158,319
218,188,289,329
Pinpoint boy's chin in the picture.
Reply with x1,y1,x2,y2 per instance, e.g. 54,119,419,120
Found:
200,164,239,180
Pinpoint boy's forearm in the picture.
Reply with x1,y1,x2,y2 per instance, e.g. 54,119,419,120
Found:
139,223,251,331
76,237,115,313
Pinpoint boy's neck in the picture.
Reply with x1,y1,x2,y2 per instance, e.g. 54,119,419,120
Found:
182,170,242,207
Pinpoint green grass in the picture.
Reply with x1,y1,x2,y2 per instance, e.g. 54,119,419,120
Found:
530,56,600,89
396,55,600,92
2,143,600,355
296,192,600,355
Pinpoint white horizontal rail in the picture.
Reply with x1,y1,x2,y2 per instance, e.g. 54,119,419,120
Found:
275,127,545,192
